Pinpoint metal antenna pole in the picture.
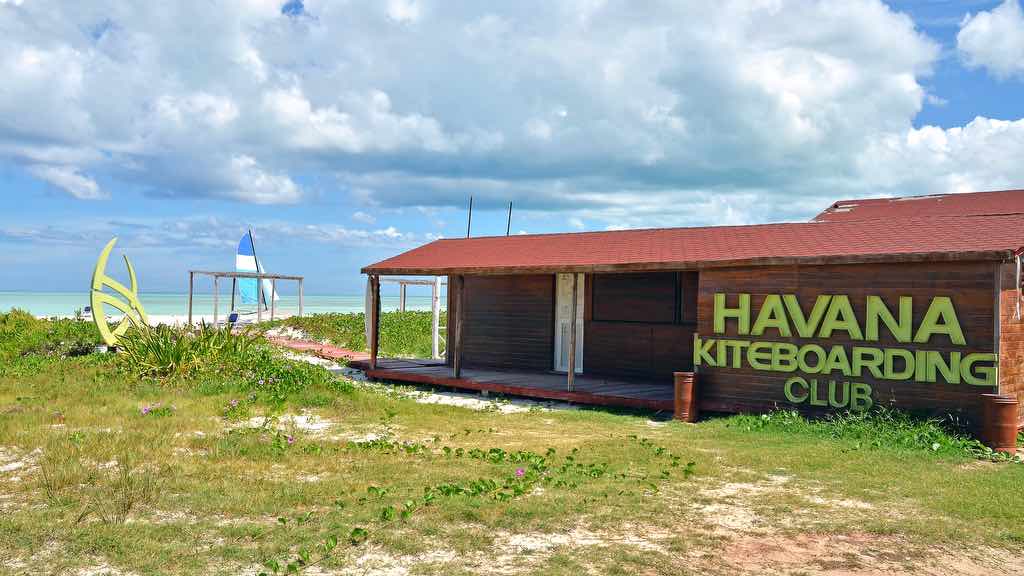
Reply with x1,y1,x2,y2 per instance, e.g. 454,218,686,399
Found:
466,196,474,238
506,201,512,236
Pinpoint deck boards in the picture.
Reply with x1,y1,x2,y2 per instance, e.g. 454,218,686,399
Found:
348,358,675,412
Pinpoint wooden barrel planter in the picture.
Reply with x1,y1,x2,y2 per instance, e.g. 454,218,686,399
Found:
980,394,1020,454
673,371,699,423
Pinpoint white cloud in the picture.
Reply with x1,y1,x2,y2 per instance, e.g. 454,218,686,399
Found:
568,217,585,230
387,0,422,23
958,0,1024,80
27,164,105,200
352,211,376,224
0,0,1017,228
857,116,1024,194
224,155,302,204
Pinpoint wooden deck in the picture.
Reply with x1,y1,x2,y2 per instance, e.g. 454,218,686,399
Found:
348,358,675,412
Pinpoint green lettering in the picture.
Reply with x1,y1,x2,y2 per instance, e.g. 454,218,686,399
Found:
865,295,912,342
925,350,960,385
823,345,852,377
724,340,750,368
772,343,799,372
693,335,717,367
850,382,873,411
751,295,792,337
809,379,829,406
714,293,750,335
784,376,809,403
819,295,864,340
748,342,773,371
797,344,826,373
783,294,831,338
914,296,966,345
961,353,998,387
828,381,850,408
883,348,915,380
851,346,884,378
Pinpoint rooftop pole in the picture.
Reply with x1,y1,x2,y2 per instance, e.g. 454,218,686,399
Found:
506,200,512,236
466,196,474,238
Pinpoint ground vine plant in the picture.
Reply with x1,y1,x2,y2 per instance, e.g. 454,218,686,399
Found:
1,315,1023,574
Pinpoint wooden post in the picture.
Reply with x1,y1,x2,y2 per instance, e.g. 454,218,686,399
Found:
567,273,578,392
187,271,194,326
452,275,464,379
298,278,304,318
257,273,263,323
271,278,277,320
213,275,219,327
431,276,441,359
399,283,407,312
230,278,237,313
369,275,380,370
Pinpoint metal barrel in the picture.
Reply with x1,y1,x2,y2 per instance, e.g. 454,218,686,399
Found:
980,393,1020,454
674,371,700,423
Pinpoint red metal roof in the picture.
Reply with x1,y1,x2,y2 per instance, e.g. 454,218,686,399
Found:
813,189,1024,223
363,213,1024,275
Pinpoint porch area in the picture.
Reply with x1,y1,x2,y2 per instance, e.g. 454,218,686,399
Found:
348,358,675,412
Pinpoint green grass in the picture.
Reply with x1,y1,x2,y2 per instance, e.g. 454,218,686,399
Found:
0,317,1022,575
261,311,442,358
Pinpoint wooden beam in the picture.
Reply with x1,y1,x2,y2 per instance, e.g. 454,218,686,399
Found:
567,273,578,392
452,275,465,378
298,278,304,318
187,271,195,326
257,272,263,323
369,275,380,370
213,276,219,327
399,283,407,312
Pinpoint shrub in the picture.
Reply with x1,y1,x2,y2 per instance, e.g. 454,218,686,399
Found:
726,407,993,458
264,311,441,358
0,309,100,363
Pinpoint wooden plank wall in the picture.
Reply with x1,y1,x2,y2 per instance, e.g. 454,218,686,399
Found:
698,261,999,424
997,260,1024,426
461,275,555,371
584,272,698,381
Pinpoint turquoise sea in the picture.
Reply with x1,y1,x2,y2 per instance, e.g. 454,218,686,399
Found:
0,291,434,318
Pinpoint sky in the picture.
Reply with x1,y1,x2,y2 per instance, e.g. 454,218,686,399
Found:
1,0,1023,295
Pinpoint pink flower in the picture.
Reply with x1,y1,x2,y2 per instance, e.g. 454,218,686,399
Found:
515,468,525,478
230,399,239,408
286,435,295,445
141,406,150,415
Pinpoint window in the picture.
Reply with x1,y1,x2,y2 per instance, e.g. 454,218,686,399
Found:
592,272,678,323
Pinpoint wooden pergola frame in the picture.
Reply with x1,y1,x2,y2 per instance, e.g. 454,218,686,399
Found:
187,270,304,325
366,272,580,392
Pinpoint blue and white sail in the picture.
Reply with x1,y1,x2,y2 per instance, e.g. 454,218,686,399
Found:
236,231,278,307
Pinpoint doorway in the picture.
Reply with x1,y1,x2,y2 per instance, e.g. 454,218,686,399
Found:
554,273,584,373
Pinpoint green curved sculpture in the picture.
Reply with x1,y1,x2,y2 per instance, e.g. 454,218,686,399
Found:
91,238,148,346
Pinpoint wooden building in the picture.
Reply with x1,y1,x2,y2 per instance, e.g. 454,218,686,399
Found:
355,190,1024,433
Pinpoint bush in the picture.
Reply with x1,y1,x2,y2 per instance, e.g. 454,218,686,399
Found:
726,407,991,458
116,323,352,401
264,311,441,358
0,309,100,363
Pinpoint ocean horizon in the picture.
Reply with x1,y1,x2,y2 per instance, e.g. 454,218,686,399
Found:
0,290,434,317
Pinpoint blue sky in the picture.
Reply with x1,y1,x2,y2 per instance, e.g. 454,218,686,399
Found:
1,0,1022,295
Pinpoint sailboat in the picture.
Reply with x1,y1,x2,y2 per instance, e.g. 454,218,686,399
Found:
236,229,278,312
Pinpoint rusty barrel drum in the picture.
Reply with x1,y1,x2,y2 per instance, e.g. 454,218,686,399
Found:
980,394,1020,454
674,371,699,423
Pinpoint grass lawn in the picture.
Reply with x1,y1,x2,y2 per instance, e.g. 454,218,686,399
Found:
1,312,1023,575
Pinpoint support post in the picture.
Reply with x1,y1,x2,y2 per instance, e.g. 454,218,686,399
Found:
230,278,237,313
187,271,194,326
257,273,263,323
213,276,219,327
674,372,700,423
431,276,441,359
452,275,464,379
399,283,407,312
271,278,277,320
298,278,304,318
567,273,578,392
369,275,380,370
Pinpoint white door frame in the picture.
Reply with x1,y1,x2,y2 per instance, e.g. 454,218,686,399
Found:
554,273,584,373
